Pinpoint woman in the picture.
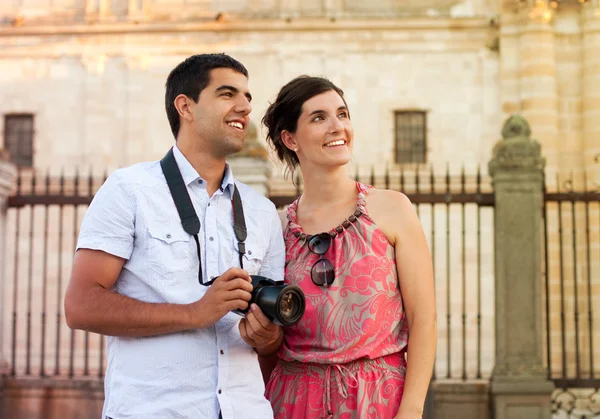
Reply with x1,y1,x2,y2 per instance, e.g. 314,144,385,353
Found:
260,76,436,419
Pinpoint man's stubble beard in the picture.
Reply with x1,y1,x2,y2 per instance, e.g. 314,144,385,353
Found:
214,134,244,159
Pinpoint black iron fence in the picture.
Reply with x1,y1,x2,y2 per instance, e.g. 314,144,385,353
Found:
4,165,496,382
543,174,600,418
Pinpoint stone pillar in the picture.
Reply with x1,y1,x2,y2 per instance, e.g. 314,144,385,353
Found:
0,157,17,377
499,3,522,117
582,3,600,187
431,381,490,419
500,2,560,183
519,7,560,180
488,115,554,419
554,4,584,180
228,121,272,196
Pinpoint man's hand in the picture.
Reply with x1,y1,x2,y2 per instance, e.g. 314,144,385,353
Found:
239,304,282,355
188,268,253,329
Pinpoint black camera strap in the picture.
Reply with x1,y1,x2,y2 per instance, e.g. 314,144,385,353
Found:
160,147,247,286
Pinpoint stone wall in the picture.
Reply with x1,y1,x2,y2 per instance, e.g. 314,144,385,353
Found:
0,16,500,180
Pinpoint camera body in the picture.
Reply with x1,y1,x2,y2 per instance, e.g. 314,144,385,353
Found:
233,275,306,327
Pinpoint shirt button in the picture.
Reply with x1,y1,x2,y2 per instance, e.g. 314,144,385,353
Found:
207,203,210,207
209,237,214,242
166,234,171,239
198,179,203,184
248,250,252,255
220,350,224,355
218,389,222,394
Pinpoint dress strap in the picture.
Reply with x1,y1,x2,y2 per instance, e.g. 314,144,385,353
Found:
355,182,373,214
284,197,303,236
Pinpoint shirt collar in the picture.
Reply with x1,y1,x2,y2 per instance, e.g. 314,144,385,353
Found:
172,144,235,196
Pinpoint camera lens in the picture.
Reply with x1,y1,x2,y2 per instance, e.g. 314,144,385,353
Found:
274,285,305,326
278,290,302,322
235,276,306,327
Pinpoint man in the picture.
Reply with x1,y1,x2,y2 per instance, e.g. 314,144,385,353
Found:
64,54,285,419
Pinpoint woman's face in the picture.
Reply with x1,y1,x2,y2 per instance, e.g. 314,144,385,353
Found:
287,90,353,169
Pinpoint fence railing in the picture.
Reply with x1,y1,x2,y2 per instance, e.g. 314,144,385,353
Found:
543,174,600,418
3,165,496,382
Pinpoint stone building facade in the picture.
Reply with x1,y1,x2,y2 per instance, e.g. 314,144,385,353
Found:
0,1,599,417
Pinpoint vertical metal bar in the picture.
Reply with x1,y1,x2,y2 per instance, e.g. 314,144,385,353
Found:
99,334,105,378
430,165,436,381
446,164,451,379
543,175,551,380
10,170,22,376
54,168,65,376
400,166,405,193
476,166,483,379
570,178,581,379
557,174,567,379
40,170,50,377
583,175,594,378
384,164,390,190
415,165,421,217
370,166,375,188
25,172,36,375
69,168,80,378
84,168,93,376
461,166,467,380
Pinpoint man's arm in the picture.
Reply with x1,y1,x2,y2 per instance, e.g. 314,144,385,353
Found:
65,250,254,336
65,249,198,336
65,172,254,337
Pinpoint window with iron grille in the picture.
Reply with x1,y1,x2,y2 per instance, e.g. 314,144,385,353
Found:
394,110,427,164
3,114,34,167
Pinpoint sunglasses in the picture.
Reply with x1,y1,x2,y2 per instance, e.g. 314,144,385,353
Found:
307,233,335,287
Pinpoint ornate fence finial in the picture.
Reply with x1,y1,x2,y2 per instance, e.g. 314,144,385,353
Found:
501,114,532,140
489,114,545,177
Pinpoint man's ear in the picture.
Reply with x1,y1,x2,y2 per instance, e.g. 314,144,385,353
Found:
174,94,194,123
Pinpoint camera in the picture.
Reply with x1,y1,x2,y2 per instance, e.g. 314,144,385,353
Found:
234,275,306,327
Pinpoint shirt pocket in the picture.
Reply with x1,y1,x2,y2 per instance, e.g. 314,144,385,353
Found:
147,223,192,282
232,237,266,276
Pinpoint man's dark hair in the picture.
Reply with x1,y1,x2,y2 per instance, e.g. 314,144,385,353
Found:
165,54,248,139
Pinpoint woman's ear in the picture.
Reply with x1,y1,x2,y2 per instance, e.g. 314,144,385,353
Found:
281,130,299,152
174,94,194,122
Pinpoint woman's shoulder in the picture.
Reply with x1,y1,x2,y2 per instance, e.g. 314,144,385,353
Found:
364,188,419,246
365,187,413,213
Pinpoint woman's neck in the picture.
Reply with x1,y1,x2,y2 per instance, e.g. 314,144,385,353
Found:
298,165,356,208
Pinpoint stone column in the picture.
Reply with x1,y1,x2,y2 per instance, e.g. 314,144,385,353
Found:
0,157,17,377
228,121,272,196
519,7,560,180
488,115,554,419
582,3,600,187
554,4,584,180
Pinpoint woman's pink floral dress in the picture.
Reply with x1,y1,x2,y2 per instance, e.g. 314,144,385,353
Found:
265,183,409,419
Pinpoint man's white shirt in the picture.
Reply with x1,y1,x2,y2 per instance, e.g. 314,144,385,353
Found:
77,145,285,419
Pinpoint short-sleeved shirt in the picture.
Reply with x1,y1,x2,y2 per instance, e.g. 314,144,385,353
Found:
77,145,285,419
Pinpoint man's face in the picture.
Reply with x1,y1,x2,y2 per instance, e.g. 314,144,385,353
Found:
191,68,252,158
